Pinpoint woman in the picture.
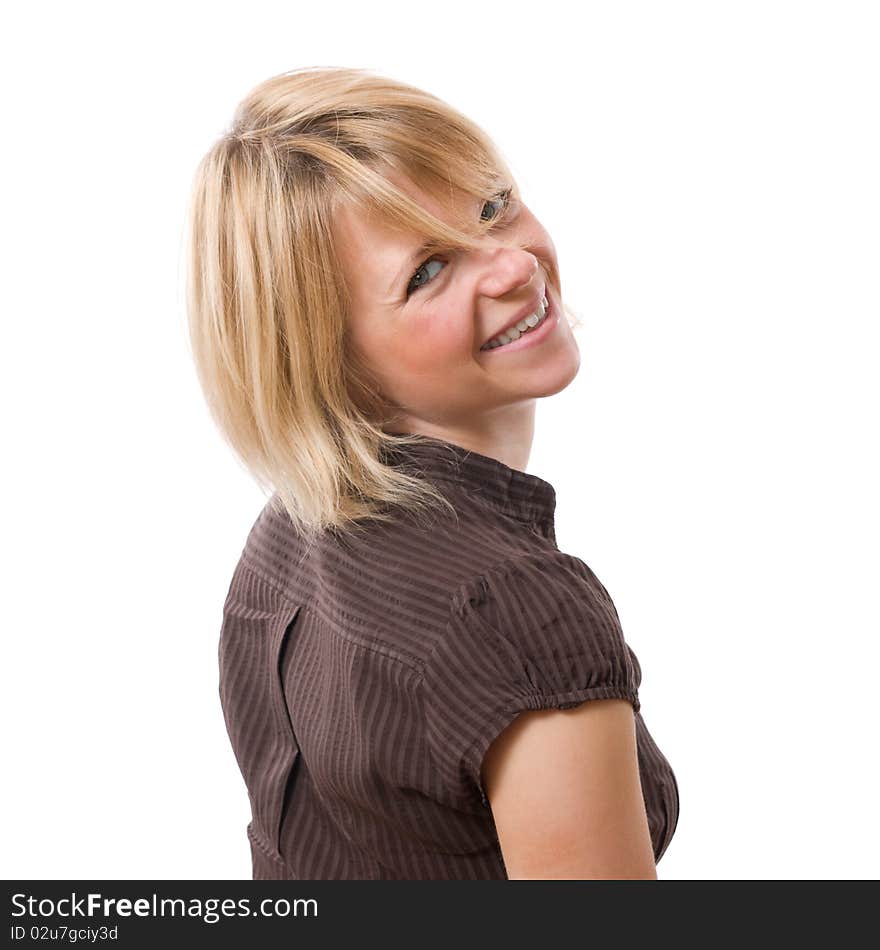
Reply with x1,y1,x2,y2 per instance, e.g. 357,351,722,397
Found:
186,65,679,880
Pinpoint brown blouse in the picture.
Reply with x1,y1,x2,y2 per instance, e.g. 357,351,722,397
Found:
218,436,679,879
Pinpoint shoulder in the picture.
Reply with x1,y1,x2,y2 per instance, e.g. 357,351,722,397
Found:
420,550,642,808
445,550,628,663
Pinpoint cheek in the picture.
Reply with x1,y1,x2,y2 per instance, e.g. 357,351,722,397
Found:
396,308,474,368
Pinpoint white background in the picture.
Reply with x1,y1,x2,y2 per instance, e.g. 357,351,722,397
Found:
2,0,877,880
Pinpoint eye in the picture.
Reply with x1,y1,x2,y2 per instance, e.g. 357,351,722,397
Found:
405,188,515,298
480,187,513,223
406,257,446,296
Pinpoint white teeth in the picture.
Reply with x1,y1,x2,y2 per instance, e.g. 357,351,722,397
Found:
482,294,549,351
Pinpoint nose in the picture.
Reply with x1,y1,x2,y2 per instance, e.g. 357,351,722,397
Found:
472,244,541,300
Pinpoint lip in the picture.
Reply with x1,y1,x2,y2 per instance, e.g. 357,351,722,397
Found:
481,289,547,348
478,292,559,355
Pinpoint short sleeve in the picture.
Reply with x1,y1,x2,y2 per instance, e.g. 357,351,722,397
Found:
422,551,642,810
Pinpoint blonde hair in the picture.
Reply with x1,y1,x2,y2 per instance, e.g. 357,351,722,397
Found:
185,65,581,546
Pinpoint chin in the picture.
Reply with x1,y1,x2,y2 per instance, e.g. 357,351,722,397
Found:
544,344,582,394
519,352,581,400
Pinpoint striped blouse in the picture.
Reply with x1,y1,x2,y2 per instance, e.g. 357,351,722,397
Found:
218,436,679,879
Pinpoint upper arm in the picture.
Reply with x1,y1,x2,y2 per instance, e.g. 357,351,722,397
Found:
482,698,657,880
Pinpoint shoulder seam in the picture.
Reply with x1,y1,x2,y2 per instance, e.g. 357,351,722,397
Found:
448,550,582,611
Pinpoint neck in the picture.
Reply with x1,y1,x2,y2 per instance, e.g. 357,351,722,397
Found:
384,401,537,473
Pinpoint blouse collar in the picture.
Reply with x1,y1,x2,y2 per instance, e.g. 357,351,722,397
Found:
382,436,557,537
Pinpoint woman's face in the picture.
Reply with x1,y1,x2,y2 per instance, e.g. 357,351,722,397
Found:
333,166,580,438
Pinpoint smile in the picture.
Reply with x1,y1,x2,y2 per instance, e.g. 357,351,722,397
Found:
480,294,549,351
